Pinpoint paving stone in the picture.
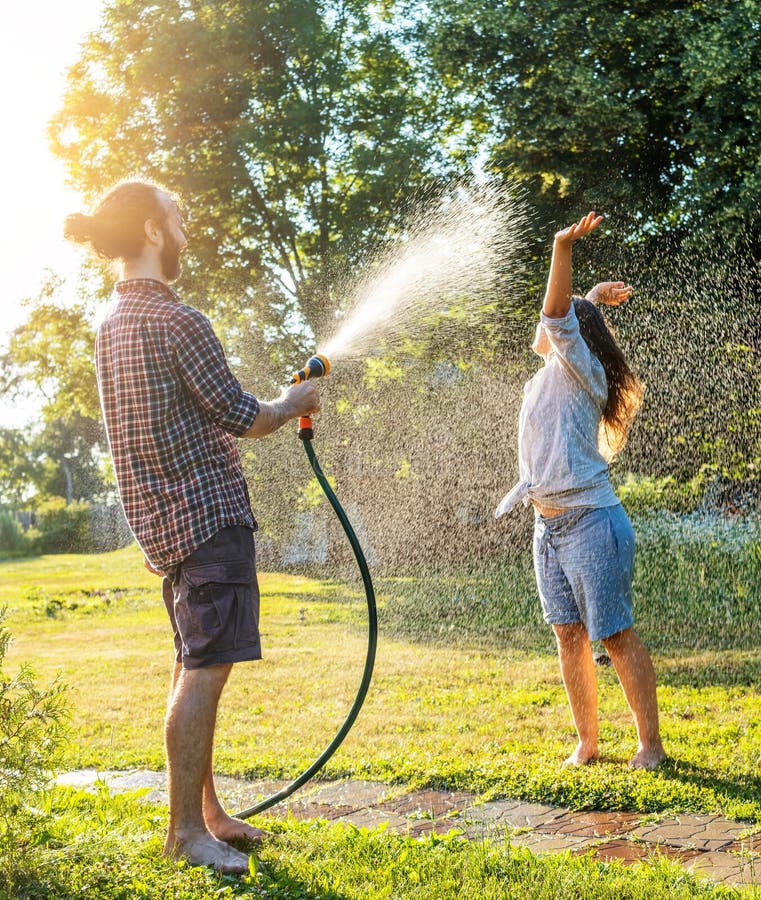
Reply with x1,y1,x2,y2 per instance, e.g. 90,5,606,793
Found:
57,769,103,789
634,815,752,851
339,808,409,830
510,832,598,854
379,788,474,818
588,839,704,866
55,769,761,887
725,832,761,856
633,822,699,843
721,857,761,887
305,780,393,809
57,768,162,790
216,776,292,811
462,799,524,826
684,851,750,885
57,769,170,804
540,810,640,838
406,818,465,838
498,801,568,829
287,801,357,820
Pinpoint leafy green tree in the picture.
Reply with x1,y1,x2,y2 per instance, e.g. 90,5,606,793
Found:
677,0,761,238
1,276,100,424
0,275,109,505
0,428,41,507
424,0,688,228
50,0,449,340
422,0,761,239
0,419,108,508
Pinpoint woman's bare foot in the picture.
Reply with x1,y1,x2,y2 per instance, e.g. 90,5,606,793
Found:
165,829,252,874
629,743,666,770
563,742,599,766
205,810,269,844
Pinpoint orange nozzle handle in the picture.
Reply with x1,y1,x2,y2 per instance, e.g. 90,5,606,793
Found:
297,416,314,441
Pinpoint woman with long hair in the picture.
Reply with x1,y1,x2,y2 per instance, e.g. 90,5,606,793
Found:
497,212,665,769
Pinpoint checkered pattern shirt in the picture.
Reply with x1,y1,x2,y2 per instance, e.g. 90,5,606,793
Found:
95,279,259,571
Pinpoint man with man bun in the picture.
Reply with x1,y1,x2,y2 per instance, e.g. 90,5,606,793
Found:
65,181,319,873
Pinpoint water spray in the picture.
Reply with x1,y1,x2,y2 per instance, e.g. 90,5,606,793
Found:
234,353,378,821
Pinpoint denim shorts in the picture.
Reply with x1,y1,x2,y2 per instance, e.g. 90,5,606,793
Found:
162,525,262,669
532,503,634,641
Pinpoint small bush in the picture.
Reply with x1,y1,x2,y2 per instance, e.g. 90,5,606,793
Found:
616,472,704,514
34,496,93,554
0,608,69,894
0,510,32,557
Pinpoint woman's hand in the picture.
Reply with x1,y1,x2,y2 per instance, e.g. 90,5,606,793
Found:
554,211,604,247
585,281,633,307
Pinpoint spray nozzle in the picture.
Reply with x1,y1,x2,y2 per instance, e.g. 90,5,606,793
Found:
290,354,331,441
290,353,331,385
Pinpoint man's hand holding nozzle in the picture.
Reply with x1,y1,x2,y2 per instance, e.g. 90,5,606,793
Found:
285,381,321,418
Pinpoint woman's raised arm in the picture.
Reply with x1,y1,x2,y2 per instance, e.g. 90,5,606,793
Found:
543,212,604,319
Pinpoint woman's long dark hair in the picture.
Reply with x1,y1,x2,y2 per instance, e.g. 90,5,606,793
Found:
573,298,643,460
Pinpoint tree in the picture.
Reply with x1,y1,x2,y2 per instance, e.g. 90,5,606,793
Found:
0,274,109,505
424,1,688,228
1,276,101,424
50,0,450,342
677,0,761,239
422,0,761,240
0,428,41,508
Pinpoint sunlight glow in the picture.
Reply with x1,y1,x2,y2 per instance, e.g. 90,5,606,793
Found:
0,2,104,320
0,1,104,426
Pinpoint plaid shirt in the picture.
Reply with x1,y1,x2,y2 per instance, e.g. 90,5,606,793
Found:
95,279,259,571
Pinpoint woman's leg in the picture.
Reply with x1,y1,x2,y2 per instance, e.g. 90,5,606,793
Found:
601,627,666,769
553,622,599,765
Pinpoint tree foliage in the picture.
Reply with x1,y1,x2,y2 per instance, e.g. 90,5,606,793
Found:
50,0,449,339
0,275,108,505
3,0,759,536
423,0,761,239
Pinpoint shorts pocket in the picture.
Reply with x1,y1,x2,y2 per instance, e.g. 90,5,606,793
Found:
232,583,259,649
176,582,232,659
181,555,255,588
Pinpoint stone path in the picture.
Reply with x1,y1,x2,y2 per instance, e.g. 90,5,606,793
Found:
58,770,761,889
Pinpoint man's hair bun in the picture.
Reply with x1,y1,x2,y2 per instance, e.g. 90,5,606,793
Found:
63,212,95,245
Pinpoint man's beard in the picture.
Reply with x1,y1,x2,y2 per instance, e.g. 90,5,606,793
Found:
160,229,183,282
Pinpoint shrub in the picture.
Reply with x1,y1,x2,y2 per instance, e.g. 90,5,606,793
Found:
34,496,93,553
0,608,69,893
616,472,704,515
0,510,32,556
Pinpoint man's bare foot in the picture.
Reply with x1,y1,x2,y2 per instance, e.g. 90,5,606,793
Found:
165,829,252,874
205,810,269,844
562,742,599,766
629,744,666,770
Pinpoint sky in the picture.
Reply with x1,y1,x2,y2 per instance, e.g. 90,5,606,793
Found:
0,0,105,428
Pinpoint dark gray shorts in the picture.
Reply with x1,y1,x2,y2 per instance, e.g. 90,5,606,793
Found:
162,525,262,669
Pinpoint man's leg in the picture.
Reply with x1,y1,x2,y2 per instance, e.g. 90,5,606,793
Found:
167,664,266,843
601,627,666,769
553,622,599,765
164,662,250,872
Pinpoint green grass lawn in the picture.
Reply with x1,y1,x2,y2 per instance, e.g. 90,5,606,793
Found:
7,787,750,899
2,539,761,823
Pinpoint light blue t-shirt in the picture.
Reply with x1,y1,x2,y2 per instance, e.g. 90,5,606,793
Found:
496,306,620,517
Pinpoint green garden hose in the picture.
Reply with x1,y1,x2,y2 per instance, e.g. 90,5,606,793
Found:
234,433,378,820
